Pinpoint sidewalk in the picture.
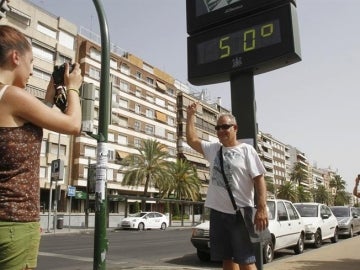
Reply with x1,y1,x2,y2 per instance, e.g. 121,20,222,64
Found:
264,236,360,270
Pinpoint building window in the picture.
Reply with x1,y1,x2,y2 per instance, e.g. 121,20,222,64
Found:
134,138,142,148
89,67,101,80
32,44,54,63
108,133,115,142
84,146,96,158
146,77,154,86
134,121,141,132
135,71,142,80
50,143,66,156
90,48,101,61
167,132,174,141
37,23,56,39
119,99,128,109
120,80,129,92
146,95,154,103
32,68,51,81
146,109,154,119
40,166,47,179
145,124,154,135
135,89,142,98
168,117,175,126
118,135,127,145
135,104,141,114
40,140,47,157
155,97,165,107
120,64,130,75
110,59,117,69
58,30,74,50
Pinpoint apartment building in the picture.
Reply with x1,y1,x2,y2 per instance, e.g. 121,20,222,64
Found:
258,132,290,188
72,33,179,213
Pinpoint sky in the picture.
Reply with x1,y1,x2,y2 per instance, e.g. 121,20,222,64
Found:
27,0,360,192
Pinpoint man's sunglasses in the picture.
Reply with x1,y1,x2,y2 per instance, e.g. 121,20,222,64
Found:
215,124,234,131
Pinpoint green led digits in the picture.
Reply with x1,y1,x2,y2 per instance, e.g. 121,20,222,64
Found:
220,36,230,58
197,19,281,65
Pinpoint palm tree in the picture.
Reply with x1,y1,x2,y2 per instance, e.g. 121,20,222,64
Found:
276,181,297,202
161,158,201,201
296,185,311,202
264,176,276,198
312,185,330,204
329,174,346,205
290,162,308,186
122,139,171,211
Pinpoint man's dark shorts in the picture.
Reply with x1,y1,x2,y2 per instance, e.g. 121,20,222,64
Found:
210,209,256,264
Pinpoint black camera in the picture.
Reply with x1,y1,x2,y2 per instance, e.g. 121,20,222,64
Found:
52,63,75,85
52,63,75,112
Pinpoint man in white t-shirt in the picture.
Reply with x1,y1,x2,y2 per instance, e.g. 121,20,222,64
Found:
186,102,268,270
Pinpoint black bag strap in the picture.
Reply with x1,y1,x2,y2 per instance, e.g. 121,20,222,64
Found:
218,146,238,212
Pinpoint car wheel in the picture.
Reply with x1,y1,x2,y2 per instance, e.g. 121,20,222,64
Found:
349,227,354,238
331,227,339,243
197,249,210,262
294,234,304,254
160,222,167,230
263,240,274,264
313,230,322,248
138,222,145,231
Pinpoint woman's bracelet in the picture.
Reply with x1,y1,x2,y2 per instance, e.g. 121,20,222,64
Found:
67,88,80,96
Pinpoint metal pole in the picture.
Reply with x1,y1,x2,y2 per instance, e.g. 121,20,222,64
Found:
92,0,110,269
230,72,263,270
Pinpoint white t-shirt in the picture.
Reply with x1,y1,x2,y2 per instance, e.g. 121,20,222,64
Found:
201,141,266,214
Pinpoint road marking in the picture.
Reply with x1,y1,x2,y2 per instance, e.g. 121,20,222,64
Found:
38,252,128,265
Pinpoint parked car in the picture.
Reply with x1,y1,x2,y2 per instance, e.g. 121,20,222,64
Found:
293,203,339,248
120,212,169,230
264,199,305,263
330,206,360,237
190,199,306,263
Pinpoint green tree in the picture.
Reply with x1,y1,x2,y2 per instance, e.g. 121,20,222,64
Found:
276,181,297,202
312,185,330,204
161,159,201,201
296,185,312,202
329,174,346,205
265,176,275,197
290,162,308,186
122,139,171,211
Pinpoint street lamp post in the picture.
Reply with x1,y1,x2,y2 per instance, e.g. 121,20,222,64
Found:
92,0,110,269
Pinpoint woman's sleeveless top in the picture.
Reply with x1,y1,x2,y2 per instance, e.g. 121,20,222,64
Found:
0,85,43,222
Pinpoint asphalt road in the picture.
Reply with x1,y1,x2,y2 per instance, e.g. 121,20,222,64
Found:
38,228,355,270
38,228,222,270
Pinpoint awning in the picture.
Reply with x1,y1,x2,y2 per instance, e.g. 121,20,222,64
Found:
116,150,129,159
155,111,167,123
156,81,167,92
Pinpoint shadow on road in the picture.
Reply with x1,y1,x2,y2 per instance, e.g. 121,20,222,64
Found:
165,253,221,268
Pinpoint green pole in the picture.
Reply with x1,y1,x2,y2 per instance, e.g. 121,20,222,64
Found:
230,72,263,270
92,0,110,269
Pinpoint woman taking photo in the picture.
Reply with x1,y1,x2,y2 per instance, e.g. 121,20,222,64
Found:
0,25,83,270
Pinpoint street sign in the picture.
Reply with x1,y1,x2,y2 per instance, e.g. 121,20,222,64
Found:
68,186,76,197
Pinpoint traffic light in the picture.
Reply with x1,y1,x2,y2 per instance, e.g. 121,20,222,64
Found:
0,0,9,19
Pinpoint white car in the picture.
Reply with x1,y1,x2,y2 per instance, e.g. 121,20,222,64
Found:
264,199,305,263
294,203,339,248
120,212,169,230
191,199,306,264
